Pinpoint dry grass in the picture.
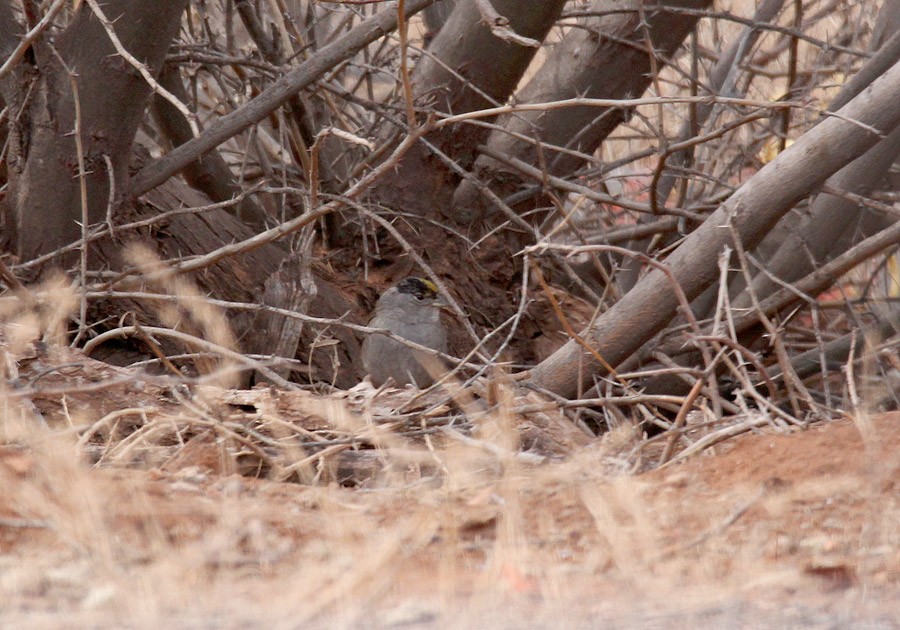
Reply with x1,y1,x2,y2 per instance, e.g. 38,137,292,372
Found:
1,276,898,627
2,378,899,628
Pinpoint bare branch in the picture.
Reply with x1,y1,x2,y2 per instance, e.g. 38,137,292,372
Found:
129,0,435,198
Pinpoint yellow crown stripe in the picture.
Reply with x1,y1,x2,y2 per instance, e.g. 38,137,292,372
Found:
420,279,438,294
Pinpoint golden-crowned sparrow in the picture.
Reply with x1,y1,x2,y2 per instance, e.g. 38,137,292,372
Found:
361,277,448,387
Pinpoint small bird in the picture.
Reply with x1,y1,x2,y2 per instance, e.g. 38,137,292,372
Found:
361,277,449,388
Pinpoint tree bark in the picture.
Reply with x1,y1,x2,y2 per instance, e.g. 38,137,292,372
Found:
0,2,20,71
0,2,21,250
687,28,900,319
91,172,365,388
530,59,900,398
722,28,900,312
422,0,457,42
6,0,188,261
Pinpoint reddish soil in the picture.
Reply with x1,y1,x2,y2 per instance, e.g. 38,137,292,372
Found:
1,410,898,628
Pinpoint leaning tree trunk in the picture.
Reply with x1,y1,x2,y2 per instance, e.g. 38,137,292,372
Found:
530,59,900,398
89,172,366,389
724,22,900,313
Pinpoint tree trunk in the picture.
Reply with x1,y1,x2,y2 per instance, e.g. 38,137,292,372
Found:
451,0,713,222
6,0,188,262
372,0,568,215
733,126,900,310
